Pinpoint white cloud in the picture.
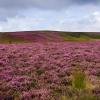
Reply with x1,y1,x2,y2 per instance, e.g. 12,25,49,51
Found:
48,10,100,32
0,16,45,32
0,5,100,32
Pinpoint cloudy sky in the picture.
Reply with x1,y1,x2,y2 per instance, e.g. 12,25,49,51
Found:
0,0,100,32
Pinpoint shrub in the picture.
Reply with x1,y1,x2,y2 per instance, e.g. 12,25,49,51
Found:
36,69,44,76
72,71,86,90
31,79,37,88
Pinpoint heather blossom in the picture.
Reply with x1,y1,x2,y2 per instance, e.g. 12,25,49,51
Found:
0,42,100,99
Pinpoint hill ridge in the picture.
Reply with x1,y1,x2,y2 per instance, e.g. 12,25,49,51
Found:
0,31,100,43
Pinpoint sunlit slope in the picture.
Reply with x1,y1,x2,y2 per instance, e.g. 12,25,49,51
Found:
60,32,100,41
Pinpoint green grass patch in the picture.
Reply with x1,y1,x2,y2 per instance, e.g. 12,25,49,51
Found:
60,32,100,41
72,71,86,90
60,67,97,100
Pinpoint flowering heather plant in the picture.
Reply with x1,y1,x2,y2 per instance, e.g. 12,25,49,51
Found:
0,42,100,99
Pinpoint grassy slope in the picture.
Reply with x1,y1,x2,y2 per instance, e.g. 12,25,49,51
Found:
0,31,100,43
60,32,100,41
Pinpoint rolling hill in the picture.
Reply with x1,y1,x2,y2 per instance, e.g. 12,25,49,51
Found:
0,31,100,43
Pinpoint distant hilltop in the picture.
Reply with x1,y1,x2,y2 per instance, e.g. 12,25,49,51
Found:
0,31,100,43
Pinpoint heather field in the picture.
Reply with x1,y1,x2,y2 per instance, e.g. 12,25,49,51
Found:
1,31,100,43
0,41,100,100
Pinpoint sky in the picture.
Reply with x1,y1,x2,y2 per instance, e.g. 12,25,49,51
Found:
0,0,100,32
